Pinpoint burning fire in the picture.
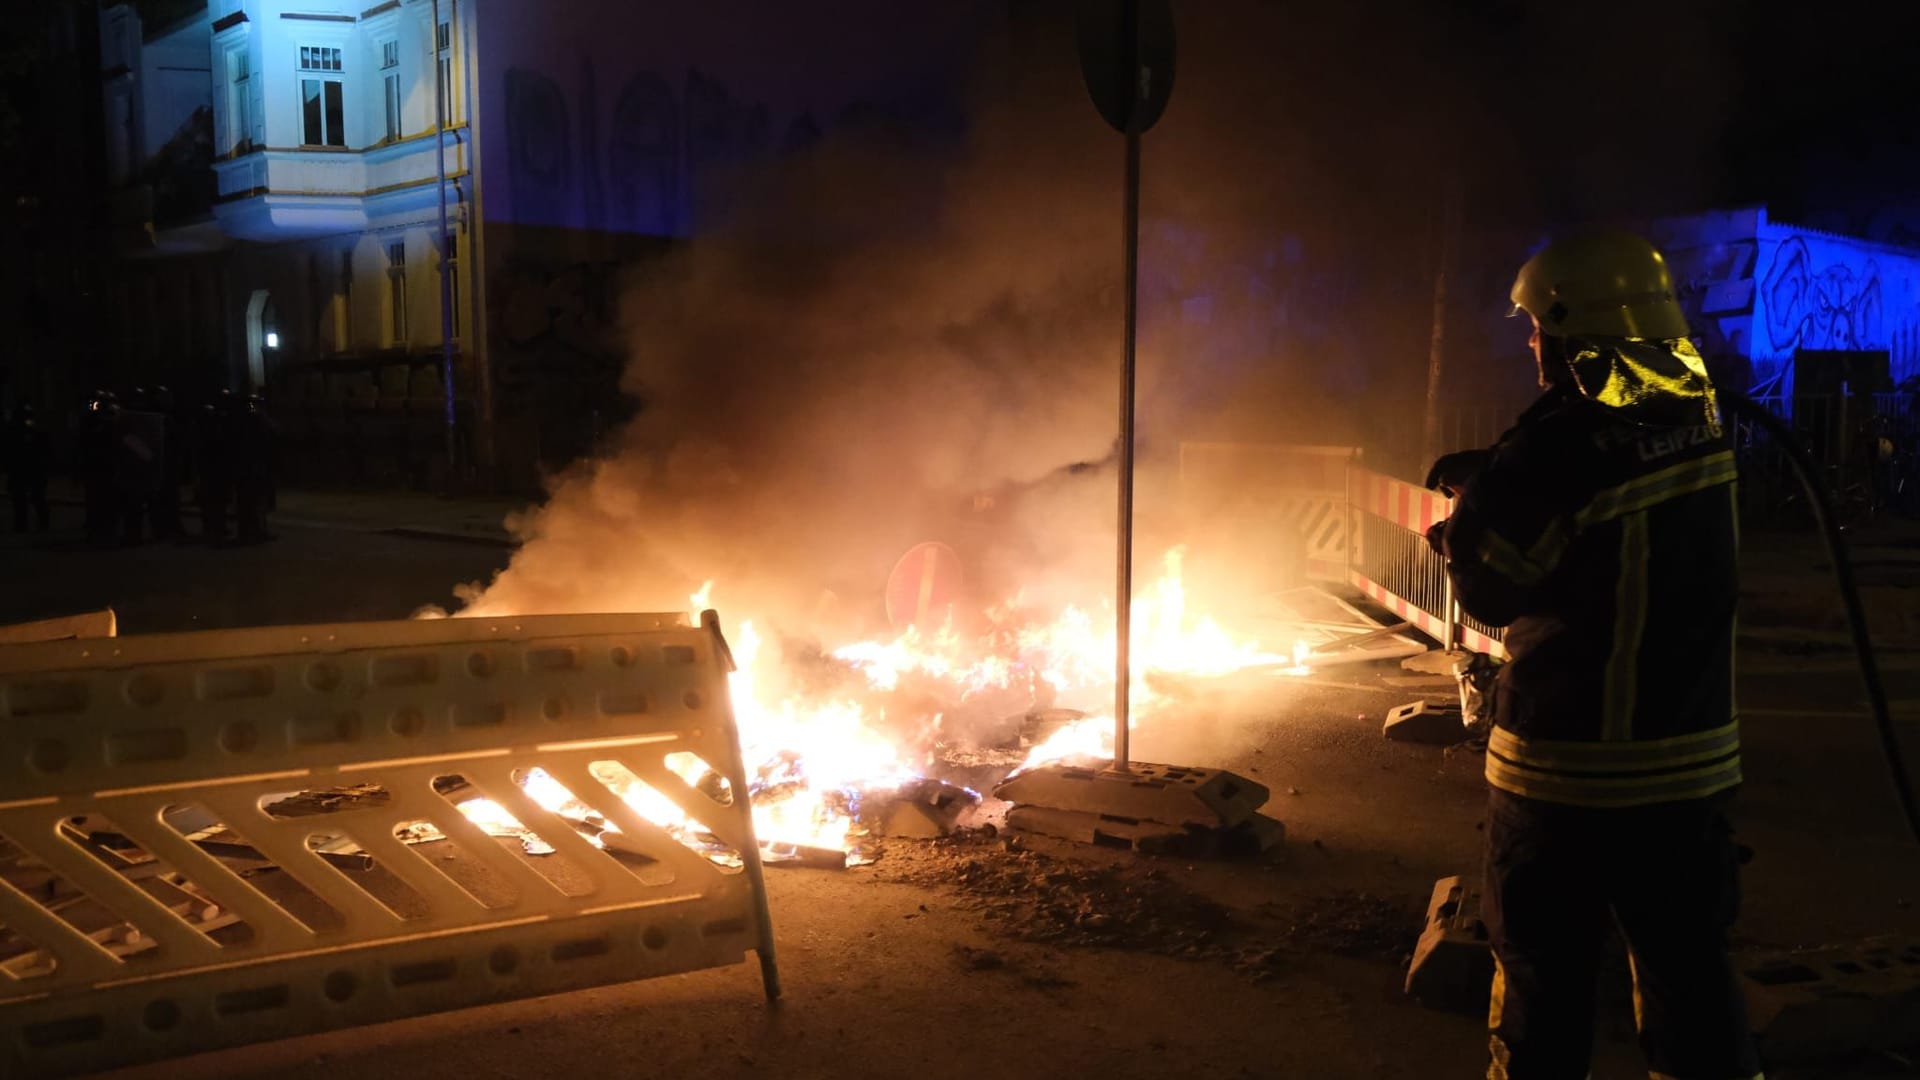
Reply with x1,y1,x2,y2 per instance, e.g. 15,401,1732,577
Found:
454,546,1315,862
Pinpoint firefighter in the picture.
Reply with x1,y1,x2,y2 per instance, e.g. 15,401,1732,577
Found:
1425,232,1763,1080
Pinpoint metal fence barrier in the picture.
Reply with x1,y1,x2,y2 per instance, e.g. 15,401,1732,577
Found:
1736,392,1920,527
0,611,778,1077
1347,466,1506,658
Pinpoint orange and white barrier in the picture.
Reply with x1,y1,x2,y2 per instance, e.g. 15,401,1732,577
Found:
1347,467,1506,659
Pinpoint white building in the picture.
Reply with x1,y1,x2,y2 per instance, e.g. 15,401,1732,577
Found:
199,0,477,489
103,0,992,488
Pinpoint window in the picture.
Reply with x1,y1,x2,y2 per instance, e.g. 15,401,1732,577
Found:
226,49,252,153
299,45,342,72
443,231,459,339
435,20,456,125
298,45,345,147
380,39,401,142
386,240,407,344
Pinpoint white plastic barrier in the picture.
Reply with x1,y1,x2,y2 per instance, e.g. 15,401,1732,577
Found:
1179,442,1357,581
0,611,777,1076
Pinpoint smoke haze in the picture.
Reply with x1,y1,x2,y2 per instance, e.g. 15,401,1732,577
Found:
455,0,1751,646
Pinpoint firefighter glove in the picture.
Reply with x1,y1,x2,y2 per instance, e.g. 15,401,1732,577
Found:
1424,449,1492,496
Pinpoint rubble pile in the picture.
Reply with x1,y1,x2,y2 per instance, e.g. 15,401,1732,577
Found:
872,833,1235,956
869,834,1424,984
1257,890,1424,962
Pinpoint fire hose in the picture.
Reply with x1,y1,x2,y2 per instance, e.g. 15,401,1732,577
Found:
1724,391,1920,845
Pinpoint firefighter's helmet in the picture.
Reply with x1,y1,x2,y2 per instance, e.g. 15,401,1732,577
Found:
1510,231,1691,340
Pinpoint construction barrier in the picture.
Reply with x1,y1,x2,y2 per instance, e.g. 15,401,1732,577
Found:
0,611,778,1077
1179,442,1356,581
1347,466,1506,658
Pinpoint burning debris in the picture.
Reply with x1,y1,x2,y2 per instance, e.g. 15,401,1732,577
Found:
857,778,982,840
442,557,1337,866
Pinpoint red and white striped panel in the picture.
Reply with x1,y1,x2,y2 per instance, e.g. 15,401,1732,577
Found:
1348,572,1451,642
1348,573,1509,659
1357,469,1453,532
1460,625,1507,658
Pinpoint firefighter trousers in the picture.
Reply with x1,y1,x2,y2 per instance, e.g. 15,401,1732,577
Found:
1483,788,1763,1080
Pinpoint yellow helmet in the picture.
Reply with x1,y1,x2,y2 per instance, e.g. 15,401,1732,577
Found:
1510,231,1691,340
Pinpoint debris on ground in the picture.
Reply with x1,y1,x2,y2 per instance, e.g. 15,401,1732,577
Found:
873,834,1234,957
867,832,1423,983
1254,890,1424,962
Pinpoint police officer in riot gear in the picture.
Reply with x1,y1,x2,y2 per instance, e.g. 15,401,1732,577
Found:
79,390,121,546
4,404,52,532
1427,232,1763,1080
233,393,276,544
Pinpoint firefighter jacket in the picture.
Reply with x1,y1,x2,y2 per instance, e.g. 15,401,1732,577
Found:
1439,337,1740,808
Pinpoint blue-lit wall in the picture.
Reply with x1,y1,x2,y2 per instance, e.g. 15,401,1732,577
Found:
1651,206,1920,394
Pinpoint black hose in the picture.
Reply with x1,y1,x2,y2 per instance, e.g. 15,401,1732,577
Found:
1725,390,1920,844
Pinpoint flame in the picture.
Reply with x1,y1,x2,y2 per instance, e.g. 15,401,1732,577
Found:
1283,640,1315,676
1018,713,1114,771
459,545,1325,856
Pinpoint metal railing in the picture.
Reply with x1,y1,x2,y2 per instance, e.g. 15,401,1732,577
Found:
1734,392,1920,527
1346,466,1506,658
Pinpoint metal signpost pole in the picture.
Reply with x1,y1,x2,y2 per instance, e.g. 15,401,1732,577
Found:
993,7,1275,849
432,0,457,483
1115,120,1140,770
1072,0,1172,771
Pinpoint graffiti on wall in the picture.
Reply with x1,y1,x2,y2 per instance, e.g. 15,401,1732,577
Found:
1752,231,1920,390
1761,235,1886,354
1650,219,1920,392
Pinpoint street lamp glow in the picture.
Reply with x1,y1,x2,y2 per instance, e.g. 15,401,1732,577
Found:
265,331,279,349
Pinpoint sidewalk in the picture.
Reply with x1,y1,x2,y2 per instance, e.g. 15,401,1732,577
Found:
46,481,530,547
266,487,527,545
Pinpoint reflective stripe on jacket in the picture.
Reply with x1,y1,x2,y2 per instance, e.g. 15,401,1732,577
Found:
1441,348,1740,809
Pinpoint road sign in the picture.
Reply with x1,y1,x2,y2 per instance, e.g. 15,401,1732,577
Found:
885,541,965,630
1076,0,1176,135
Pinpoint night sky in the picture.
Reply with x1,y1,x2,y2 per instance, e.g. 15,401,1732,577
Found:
1452,0,1920,229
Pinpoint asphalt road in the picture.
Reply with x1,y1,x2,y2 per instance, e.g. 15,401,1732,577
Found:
3,508,1918,1079
0,506,508,634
